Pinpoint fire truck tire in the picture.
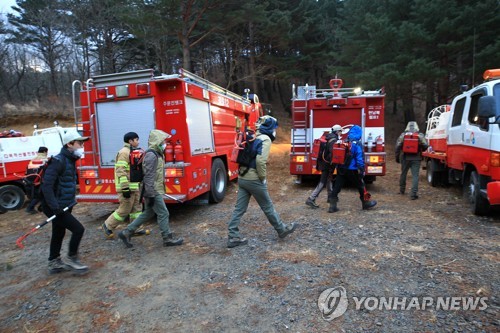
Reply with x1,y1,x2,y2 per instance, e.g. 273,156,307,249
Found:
464,171,490,216
426,160,440,187
0,185,26,211
209,158,227,203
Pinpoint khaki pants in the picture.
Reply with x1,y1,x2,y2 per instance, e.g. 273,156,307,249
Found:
104,191,142,230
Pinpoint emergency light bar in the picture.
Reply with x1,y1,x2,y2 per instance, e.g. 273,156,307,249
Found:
483,69,500,81
136,83,150,96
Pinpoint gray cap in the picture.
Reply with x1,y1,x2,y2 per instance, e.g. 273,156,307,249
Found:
62,129,89,145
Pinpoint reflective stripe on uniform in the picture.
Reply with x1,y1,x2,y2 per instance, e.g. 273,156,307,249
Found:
112,211,126,222
129,212,141,220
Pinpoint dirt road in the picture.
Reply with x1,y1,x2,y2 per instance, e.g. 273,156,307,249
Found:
0,142,499,332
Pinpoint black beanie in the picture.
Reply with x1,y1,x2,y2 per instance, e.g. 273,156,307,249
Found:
124,132,139,143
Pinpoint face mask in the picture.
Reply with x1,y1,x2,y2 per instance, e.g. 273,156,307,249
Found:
272,130,276,137
73,148,84,158
161,143,167,151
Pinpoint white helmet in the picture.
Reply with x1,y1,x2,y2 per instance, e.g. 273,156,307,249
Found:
331,124,342,132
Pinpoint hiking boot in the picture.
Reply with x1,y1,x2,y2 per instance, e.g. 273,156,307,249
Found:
118,229,133,248
26,207,37,215
411,195,419,200
399,190,405,195
227,237,248,248
362,200,377,210
48,257,69,274
63,255,89,275
163,233,183,247
328,198,339,213
278,223,297,239
101,222,114,239
305,198,319,208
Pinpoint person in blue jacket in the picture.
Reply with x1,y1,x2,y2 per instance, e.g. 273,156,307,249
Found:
327,125,377,212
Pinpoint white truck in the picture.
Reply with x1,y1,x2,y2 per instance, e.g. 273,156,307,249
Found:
0,124,77,212
423,69,500,215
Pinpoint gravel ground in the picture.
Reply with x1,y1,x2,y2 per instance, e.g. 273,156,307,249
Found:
0,141,499,333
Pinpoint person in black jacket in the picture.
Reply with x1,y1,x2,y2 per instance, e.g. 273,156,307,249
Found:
41,130,89,275
305,124,342,208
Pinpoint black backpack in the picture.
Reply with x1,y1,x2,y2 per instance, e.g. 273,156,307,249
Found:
24,156,63,200
236,135,258,176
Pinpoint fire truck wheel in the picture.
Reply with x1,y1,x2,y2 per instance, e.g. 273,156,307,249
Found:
464,171,490,216
209,158,227,203
0,185,26,211
426,160,440,187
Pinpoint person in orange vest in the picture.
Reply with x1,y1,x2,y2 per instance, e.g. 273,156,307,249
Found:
101,132,148,239
395,121,428,200
25,146,48,214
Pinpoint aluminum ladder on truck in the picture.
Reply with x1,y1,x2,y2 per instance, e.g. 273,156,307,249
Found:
72,79,98,168
291,85,313,155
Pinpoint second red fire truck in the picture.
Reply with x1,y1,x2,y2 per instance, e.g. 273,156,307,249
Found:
73,69,263,204
289,78,386,183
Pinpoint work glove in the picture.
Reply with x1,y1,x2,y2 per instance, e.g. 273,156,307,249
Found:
147,197,155,207
395,156,400,164
122,188,131,198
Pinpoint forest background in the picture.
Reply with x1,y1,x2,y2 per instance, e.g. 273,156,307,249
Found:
0,0,499,125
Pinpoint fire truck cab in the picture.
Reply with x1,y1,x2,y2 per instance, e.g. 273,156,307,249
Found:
290,78,386,183
423,69,500,215
73,69,263,204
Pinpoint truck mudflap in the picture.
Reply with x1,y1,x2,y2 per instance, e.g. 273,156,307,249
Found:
486,181,500,205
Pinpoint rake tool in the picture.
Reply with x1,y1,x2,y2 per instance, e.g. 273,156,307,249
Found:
16,205,72,249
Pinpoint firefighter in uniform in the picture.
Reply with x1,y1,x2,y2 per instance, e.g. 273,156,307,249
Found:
395,121,428,200
102,132,146,238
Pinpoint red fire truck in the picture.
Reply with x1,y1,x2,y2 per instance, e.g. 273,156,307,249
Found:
72,69,263,204
290,78,386,183
423,69,500,215
0,124,70,212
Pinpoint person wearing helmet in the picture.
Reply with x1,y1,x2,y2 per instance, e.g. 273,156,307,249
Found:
41,129,89,275
328,125,377,212
101,132,149,239
305,124,343,208
395,121,428,200
227,115,297,248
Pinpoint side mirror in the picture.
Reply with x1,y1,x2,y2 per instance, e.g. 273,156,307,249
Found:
478,96,499,123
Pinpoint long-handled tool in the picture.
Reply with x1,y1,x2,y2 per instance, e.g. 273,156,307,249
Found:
16,206,72,249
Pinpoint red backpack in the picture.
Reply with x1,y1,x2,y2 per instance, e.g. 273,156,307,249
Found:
402,133,419,153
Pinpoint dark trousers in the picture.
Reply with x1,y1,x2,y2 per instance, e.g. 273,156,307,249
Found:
329,169,365,201
42,206,85,260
